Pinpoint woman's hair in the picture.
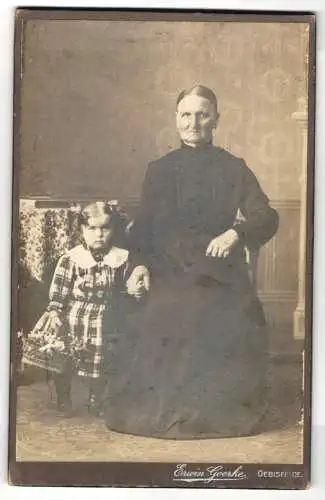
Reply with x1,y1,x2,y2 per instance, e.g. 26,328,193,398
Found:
79,200,130,245
176,85,218,115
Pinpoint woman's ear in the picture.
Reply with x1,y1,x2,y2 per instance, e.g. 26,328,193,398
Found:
175,108,180,124
213,112,220,130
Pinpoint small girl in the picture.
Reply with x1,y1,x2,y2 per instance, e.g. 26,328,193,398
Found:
27,201,147,416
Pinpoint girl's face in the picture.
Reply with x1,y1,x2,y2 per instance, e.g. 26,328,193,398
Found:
81,214,113,251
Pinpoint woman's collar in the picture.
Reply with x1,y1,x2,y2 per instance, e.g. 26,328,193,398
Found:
180,140,214,149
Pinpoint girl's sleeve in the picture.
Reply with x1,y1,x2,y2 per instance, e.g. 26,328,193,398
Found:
47,255,75,313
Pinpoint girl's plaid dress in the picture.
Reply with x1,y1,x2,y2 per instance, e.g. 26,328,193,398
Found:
42,244,133,378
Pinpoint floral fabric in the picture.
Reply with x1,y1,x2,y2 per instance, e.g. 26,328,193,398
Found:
18,199,131,283
19,200,81,283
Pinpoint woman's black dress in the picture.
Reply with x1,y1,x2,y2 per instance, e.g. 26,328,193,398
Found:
105,143,279,439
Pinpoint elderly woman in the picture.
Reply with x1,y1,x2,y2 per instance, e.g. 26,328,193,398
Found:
105,85,279,439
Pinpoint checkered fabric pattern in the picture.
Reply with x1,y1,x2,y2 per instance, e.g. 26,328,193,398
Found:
44,247,132,378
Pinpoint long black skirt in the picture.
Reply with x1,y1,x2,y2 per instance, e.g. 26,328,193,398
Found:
104,274,269,439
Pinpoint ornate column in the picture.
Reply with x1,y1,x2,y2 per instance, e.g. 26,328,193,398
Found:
292,96,308,340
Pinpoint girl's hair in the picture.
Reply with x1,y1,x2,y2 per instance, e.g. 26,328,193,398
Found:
79,201,129,245
176,85,218,115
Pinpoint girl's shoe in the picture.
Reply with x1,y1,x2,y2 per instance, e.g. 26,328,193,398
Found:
57,397,74,417
87,390,104,417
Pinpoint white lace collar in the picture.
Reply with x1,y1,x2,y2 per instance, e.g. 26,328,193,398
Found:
68,245,129,269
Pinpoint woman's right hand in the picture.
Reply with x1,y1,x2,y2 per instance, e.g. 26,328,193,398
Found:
126,265,150,299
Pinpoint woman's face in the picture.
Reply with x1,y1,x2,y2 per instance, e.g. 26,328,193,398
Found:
82,214,113,251
176,94,218,148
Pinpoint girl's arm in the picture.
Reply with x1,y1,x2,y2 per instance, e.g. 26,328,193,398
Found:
47,254,75,314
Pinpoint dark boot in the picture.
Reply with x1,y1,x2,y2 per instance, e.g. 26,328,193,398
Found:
53,371,72,415
88,378,105,417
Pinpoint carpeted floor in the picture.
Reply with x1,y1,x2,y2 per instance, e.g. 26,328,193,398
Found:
14,361,303,463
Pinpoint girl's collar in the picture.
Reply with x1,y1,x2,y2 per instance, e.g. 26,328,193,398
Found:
68,244,129,269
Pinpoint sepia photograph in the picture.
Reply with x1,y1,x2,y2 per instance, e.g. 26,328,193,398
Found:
9,9,315,489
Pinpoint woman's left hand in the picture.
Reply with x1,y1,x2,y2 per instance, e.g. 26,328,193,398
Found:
206,229,240,259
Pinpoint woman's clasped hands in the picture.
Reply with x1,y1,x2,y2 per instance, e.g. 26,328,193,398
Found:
126,265,150,300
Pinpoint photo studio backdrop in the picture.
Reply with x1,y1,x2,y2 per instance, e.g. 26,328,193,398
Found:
17,20,309,355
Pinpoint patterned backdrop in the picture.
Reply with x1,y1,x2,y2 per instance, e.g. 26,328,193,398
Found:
19,20,309,201
19,201,80,282
17,19,310,352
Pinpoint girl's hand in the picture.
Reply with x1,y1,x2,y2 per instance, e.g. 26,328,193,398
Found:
126,265,150,299
129,283,147,301
44,310,63,333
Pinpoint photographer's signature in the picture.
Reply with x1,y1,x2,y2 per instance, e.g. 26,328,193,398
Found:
172,463,247,483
